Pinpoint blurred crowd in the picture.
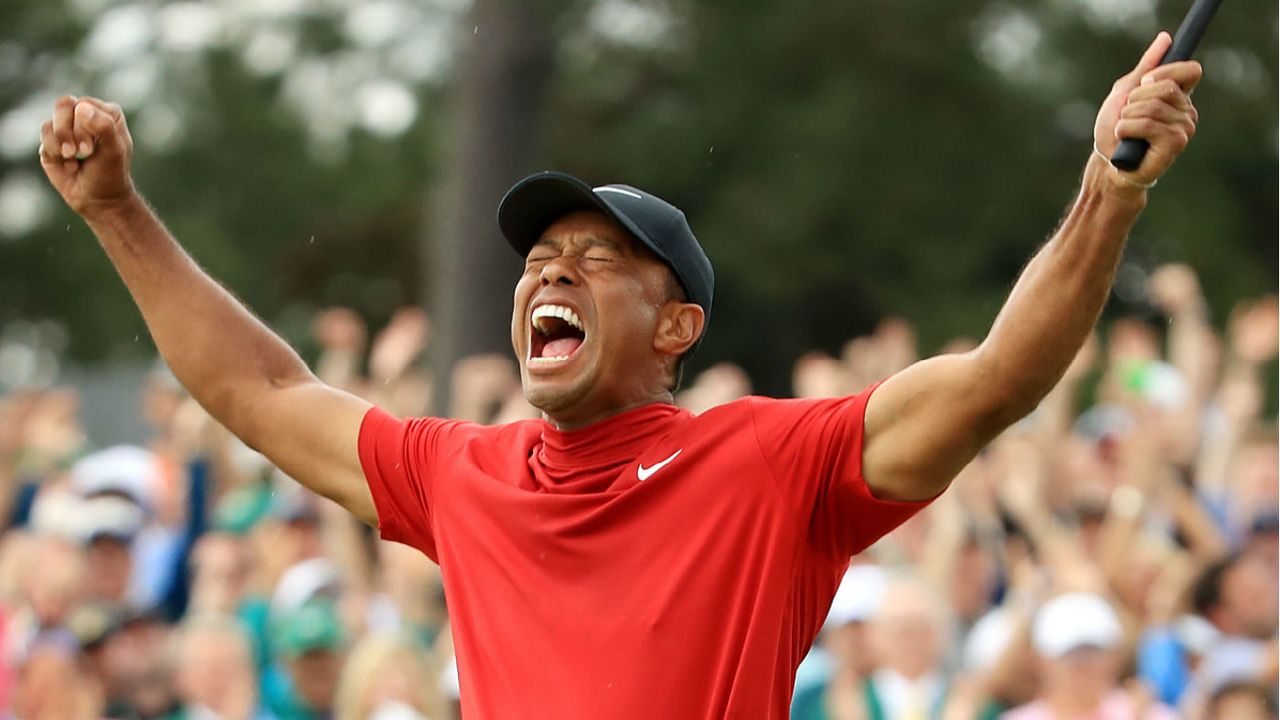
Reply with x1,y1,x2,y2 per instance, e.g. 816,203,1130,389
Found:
0,263,1274,720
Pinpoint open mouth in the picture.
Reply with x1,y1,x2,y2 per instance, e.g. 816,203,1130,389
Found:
528,304,587,367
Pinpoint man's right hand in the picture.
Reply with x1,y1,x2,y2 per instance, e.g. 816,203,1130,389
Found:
37,94,379,528
39,95,136,218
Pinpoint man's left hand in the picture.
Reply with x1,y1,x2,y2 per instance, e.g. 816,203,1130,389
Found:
1093,31,1203,189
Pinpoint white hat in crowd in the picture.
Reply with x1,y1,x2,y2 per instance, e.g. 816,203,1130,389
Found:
70,445,160,511
825,564,888,628
29,492,145,543
1033,592,1122,658
272,557,341,616
963,606,1016,671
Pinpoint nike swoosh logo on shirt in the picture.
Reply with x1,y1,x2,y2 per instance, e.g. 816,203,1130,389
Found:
637,449,682,481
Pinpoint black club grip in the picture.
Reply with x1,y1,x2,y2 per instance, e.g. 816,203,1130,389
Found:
1110,0,1223,172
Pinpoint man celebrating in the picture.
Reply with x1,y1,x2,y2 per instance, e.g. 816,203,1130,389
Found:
39,32,1200,720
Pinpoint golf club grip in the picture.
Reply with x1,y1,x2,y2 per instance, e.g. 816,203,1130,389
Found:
1110,0,1224,172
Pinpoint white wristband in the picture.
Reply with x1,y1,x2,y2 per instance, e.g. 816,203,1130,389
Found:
1110,484,1146,519
1093,143,1157,190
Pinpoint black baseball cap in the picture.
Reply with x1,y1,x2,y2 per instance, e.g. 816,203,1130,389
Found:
497,171,715,328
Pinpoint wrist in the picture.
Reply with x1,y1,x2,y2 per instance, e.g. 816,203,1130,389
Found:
1084,148,1152,207
81,189,147,229
1170,299,1209,322
1110,484,1146,519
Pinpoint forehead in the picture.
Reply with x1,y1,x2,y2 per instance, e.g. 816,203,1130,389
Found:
535,210,640,253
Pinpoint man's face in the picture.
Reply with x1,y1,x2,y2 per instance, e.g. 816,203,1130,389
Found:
175,629,255,712
511,210,691,427
86,536,132,603
1223,556,1279,638
870,594,944,680
289,649,342,712
823,621,875,675
1042,646,1119,699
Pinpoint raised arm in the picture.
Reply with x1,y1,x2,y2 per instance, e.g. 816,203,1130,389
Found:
862,33,1202,501
39,96,376,525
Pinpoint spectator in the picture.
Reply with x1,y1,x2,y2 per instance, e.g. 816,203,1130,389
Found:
791,564,888,720
97,610,179,719
7,630,102,720
864,574,953,720
1202,680,1278,720
333,631,445,720
0,286,1272,720
1186,553,1279,703
171,613,271,720
1002,593,1178,720
265,599,346,720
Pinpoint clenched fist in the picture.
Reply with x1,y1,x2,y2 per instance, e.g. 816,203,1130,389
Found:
38,95,136,218
1094,32,1202,190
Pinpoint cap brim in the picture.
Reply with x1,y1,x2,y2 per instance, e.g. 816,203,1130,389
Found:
497,172,664,265
1049,641,1113,658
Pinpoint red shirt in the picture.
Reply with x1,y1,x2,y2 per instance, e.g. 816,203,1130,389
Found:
359,386,930,719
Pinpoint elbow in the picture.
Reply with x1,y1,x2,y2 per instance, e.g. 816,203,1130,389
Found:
965,395,1038,445
990,387,1043,429
965,349,1048,436
214,370,317,441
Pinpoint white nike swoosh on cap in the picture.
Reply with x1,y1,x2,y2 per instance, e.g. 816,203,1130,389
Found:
593,186,643,199
637,449,682,481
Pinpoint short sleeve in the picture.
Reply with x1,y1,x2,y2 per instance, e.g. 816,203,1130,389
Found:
748,384,933,560
358,407,466,562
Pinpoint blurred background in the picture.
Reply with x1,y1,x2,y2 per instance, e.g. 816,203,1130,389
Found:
0,0,1276,719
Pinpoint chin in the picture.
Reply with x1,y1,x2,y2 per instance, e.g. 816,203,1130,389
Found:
522,375,590,416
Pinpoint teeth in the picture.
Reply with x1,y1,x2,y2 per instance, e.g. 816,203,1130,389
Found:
531,304,583,333
528,355,571,366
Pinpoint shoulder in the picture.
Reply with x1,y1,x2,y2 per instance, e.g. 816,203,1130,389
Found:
695,393,864,418
712,391,879,430
391,413,538,440
363,409,542,460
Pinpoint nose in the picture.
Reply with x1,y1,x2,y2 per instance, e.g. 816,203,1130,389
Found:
539,255,579,287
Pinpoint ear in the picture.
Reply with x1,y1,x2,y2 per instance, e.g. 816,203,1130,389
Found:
653,302,705,357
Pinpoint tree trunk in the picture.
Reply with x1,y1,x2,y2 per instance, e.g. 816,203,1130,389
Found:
425,0,558,416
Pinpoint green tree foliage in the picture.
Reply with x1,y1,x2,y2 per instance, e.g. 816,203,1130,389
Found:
0,0,452,365
0,0,1273,395
540,0,1277,392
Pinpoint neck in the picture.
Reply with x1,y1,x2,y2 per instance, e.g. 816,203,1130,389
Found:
1044,683,1106,716
544,392,675,431
878,666,936,684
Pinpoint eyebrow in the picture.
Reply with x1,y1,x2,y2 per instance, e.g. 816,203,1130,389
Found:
532,235,623,252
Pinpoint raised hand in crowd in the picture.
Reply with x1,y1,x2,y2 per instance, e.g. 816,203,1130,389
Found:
450,354,520,424
841,318,920,391
793,352,850,399
675,362,752,414
1147,262,1205,318
17,388,87,478
369,307,430,384
311,306,369,390
992,432,1102,594
1228,295,1279,369
368,307,433,417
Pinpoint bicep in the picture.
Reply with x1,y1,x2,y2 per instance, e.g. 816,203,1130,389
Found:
862,351,1014,502
240,381,377,526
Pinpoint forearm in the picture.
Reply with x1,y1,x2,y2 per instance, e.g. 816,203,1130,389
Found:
1169,306,1213,400
1011,505,1101,590
977,154,1147,418
1167,484,1228,563
86,195,314,437
861,39,1200,502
